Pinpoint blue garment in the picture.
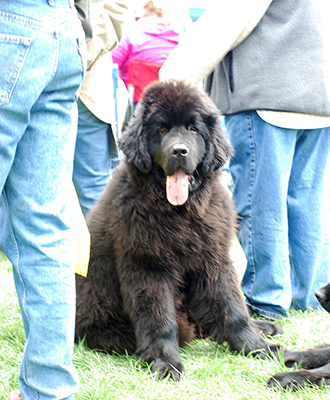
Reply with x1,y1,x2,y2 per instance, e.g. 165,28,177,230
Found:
226,112,330,320
73,99,119,217
0,1,84,399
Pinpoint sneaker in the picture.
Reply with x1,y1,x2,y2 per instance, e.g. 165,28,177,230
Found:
7,390,22,400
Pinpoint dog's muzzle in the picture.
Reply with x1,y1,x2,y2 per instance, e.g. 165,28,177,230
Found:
171,144,189,159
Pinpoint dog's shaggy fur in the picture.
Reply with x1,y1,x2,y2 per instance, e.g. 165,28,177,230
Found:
75,81,280,380
268,283,330,389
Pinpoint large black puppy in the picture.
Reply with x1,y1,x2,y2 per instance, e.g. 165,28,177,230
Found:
75,81,280,380
269,283,330,389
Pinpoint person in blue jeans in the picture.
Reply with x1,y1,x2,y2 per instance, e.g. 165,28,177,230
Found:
225,114,330,320
72,1,129,217
73,99,120,216
0,1,85,399
160,0,330,320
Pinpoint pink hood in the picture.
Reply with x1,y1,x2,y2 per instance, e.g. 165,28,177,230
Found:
111,24,182,86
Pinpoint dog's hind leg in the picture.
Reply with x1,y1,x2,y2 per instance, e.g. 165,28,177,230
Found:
250,319,283,337
76,316,137,355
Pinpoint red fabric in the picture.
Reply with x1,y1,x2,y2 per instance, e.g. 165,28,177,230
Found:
128,59,162,102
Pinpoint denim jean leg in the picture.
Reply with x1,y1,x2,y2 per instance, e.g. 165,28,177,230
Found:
288,128,330,310
226,112,298,319
73,99,112,216
0,2,84,399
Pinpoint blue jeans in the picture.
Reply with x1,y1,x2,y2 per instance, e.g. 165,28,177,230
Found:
0,1,84,398
73,99,119,216
226,112,330,320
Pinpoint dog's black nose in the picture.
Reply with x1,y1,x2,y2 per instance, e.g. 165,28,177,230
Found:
171,144,189,158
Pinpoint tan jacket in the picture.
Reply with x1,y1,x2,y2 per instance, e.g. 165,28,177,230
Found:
79,1,131,126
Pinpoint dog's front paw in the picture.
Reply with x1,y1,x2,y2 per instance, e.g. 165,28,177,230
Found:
267,371,305,390
151,358,185,381
283,350,310,368
268,369,330,390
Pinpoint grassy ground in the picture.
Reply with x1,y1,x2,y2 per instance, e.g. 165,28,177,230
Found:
1,249,330,399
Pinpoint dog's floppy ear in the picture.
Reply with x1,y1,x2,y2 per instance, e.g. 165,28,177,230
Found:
201,114,234,176
119,103,152,174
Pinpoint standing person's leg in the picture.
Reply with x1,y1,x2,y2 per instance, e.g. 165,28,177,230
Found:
288,128,330,310
0,1,84,398
226,112,296,319
73,99,112,216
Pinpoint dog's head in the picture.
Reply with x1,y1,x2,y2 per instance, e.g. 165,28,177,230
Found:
315,283,330,313
119,81,233,205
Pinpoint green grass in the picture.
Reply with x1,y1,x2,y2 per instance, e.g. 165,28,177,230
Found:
1,249,330,399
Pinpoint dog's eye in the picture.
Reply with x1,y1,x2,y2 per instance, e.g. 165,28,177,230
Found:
159,127,168,135
188,125,198,134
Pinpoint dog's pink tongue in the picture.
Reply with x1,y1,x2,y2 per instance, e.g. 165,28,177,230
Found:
166,168,189,206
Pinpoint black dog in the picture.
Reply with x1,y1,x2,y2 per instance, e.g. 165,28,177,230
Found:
75,81,280,380
268,283,330,389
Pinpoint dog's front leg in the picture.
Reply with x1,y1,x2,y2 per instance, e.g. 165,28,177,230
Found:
268,361,330,389
119,268,185,380
188,270,280,356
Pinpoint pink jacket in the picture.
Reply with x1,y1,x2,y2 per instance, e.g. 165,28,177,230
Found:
111,23,181,86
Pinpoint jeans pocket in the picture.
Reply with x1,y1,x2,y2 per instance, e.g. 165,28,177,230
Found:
77,21,87,77
0,34,32,106
75,23,87,99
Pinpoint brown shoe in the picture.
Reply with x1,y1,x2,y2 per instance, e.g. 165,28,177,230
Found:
7,390,22,400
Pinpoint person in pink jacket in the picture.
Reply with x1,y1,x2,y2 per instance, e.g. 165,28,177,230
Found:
112,1,182,95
